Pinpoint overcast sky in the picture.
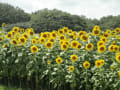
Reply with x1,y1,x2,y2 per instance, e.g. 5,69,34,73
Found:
0,0,120,19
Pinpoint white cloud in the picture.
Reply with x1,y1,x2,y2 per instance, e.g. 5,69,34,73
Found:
0,0,120,19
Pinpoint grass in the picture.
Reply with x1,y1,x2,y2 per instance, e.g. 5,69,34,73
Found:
0,85,22,90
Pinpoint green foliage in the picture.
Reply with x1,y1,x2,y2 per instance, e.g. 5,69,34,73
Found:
0,3,31,25
30,9,88,32
5,22,31,31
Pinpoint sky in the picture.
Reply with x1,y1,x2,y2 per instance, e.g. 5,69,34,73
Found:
0,0,120,19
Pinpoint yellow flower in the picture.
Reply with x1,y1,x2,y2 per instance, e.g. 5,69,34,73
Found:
48,37,55,43
51,31,57,39
32,39,37,44
78,31,87,37
22,33,29,39
92,25,101,36
71,40,79,48
11,39,18,46
2,43,8,48
59,35,66,40
47,60,51,64
110,65,114,70
0,37,3,42
83,61,90,69
116,54,120,63
95,60,102,68
77,43,82,49
58,29,64,35
61,44,69,50
69,66,74,72
20,28,24,33
41,32,48,39
118,71,120,77
39,37,46,44
69,33,76,40
115,27,120,33
103,32,109,38
108,45,114,52
70,55,78,62
45,41,53,49
100,59,105,66
113,45,119,52
19,37,26,45
28,30,34,36
80,35,89,42
56,57,62,64
2,23,6,27
100,36,107,43
98,45,106,53
6,32,13,39
63,27,68,34
86,43,93,51
13,27,19,33
31,45,38,53
97,41,104,46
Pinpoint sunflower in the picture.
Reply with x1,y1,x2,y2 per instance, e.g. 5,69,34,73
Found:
83,61,90,69
45,41,53,49
100,36,107,43
59,35,66,40
20,29,24,33
110,65,114,70
108,45,114,52
69,33,76,40
78,31,87,37
62,27,68,34
77,43,82,49
2,43,9,48
98,45,106,53
2,23,6,27
118,71,120,77
103,32,109,38
68,29,72,33
41,32,48,39
116,54,120,63
48,37,55,43
13,27,19,33
56,57,62,64
28,31,34,36
31,45,38,53
115,27,120,33
113,45,119,52
92,25,101,36
11,39,18,46
22,33,29,39
86,43,93,51
0,37,3,42
51,31,57,39
70,55,78,62
97,41,104,46
19,37,26,45
80,35,89,42
100,59,105,66
95,60,102,68
47,60,51,64
106,29,111,33
6,32,13,39
71,40,79,48
39,37,46,44
69,66,74,72
61,44,69,50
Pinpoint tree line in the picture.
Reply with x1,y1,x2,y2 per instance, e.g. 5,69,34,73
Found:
0,3,120,32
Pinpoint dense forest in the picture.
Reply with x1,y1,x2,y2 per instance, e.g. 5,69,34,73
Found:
0,3,120,32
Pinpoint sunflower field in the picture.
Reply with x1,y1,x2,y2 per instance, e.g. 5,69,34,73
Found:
0,23,120,90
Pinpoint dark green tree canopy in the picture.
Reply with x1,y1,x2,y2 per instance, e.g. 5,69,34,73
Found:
31,9,88,32
0,3,31,25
